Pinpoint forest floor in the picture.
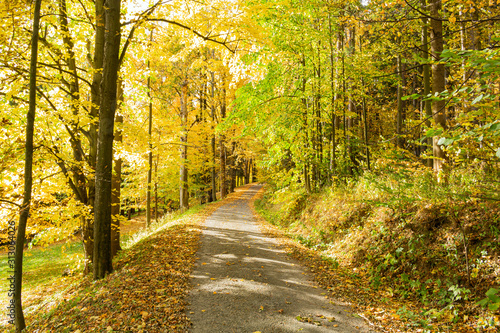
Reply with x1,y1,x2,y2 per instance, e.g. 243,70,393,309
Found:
2,186,244,332
0,209,159,327
4,184,375,332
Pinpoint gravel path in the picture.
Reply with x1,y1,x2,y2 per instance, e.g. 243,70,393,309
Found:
187,185,373,332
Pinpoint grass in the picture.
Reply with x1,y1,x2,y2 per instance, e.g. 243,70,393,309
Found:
1,186,247,332
119,203,206,251
255,164,500,331
0,240,83,325
0,191,233,330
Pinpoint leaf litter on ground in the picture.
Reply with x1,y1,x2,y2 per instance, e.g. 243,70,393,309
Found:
250,186,499,333
17,187,247,333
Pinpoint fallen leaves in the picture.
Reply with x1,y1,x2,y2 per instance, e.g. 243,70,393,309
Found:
21,195,239,333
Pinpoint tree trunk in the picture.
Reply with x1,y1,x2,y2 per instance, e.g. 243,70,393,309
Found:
361,77,370,170
301,55,312,193
179,80,189,210
346,26,358,175
210,72,217,202
421,0,433,167
146,30,153,226
93,0,121,280
155,154,158,222
230,141,236,193
429,0,447,173
245,159,251,184
84,0,105,270
316,43,323,186
396,37,404,149
14,0,42,330
111,80,124,258
219,76,227,199
328,14,337,176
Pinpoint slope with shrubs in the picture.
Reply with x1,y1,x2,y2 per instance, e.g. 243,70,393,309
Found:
255,155,500,331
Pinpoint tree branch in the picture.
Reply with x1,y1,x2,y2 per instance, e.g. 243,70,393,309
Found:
0,199,21,208
147,18,238,53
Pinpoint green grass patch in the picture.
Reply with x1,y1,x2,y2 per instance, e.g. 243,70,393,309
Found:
0,241,83,325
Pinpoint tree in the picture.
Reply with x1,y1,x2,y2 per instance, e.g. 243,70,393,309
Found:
93,0,121,280
14,0,42,329
429,0,447,174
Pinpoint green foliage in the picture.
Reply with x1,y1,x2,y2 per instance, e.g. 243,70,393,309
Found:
477,288,500,312
258,158,500,330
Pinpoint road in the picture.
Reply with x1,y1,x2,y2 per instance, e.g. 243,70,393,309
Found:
187,185,373,333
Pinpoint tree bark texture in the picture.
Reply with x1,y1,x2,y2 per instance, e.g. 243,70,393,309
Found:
14,0,42,330
429,0,447,173
111,80,124,258
179,80,189,210
93,0,121,280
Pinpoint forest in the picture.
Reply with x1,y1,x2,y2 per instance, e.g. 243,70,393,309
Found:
1,0,499,331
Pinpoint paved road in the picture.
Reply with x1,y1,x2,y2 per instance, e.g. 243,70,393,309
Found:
187,185,373,333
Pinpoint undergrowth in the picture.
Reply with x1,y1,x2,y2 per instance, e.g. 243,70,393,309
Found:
256,161,500,331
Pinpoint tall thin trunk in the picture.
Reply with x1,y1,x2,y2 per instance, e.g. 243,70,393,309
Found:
111,79,123,258
316,43,323,186
396,37,404,149
179,80,189,210
230,141,236,192
328,14,337,175
362,80,370,170
421,0,433,167
219,74,227,199
210,71,217,201
328,14,340,179
245,159,252,184
341,31,347,165
358,33,370,170
93,0,121,280
14,1,42,329
146,30,153,227
84,0,105,269
301,55,311,193
155,153,158,222
346,26,358,175
429,0,447,173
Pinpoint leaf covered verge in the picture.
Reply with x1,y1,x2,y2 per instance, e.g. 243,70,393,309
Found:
252,173,500,332
5,187,246,333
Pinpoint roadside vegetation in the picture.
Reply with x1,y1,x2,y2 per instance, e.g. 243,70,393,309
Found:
255,159,500,332
1,203,203,331
0,188,244,332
